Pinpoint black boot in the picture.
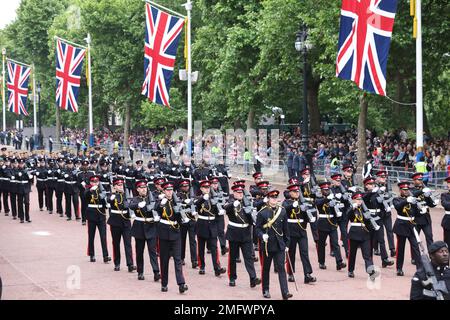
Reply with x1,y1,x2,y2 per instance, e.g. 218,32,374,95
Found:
304,274,317,283
263,290,271,299
348,272,355,278
138,273,145,280
128,265,136,272
229,279,236,287
282,292,293,300
288,274,295,282
336,262,346,270
382,259,394,268
215,267,226,277
179,284,188,293
103,256,111,263
154,273,161,282
250,277,261,288
114,265,120,271
90,256,96,262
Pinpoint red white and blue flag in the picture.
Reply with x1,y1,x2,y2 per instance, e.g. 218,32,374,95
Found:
56,39,86,112
7,60,31,116
336,0,398,96
141,3,185,107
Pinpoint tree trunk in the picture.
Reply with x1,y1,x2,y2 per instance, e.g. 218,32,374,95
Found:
246,107,255,130
123,103,130,157
307,78,321,135
423,106,432,140
394,71,403,127
356,93,368,185
55,105,61,147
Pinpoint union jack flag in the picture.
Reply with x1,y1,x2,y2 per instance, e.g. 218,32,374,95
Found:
56,39,86,112
7,60,31,116
336,0,398,96
141,3,185,107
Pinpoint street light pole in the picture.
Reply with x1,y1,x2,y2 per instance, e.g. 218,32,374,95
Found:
295,24,309,151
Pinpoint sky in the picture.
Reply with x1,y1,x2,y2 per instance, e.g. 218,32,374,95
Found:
0,0,22,29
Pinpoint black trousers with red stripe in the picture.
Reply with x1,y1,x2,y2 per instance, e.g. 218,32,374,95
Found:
197,236,220,272
110,225,133,267
318,229,343,265
260,250,289,296
180,221,197,263
286,235,313,276
228,240,256,281
135,238,159,275
87,220,109,258
395,234,421,271
159,237,185,287
348,239,373,273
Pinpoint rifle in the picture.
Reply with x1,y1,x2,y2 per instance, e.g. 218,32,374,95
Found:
210,187,224,212
173,192,189,223
189,183,197,219
298,189,317,222
413,228,448,300
360,200,381,231
146,189,159,221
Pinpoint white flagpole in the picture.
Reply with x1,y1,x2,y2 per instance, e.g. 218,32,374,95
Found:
415,0,423,149
184,2,192,153
86,33,93,147
2,48,6,132
33,64,37,136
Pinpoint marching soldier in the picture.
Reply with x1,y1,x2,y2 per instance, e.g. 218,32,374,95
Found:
144,162,158,192
410,172,437,250
177,179,198,268
107,178,136,272
55,158,66,217
98,160,112,196
0,157,10,216
249,172,263,197
77,159,93,225
224,184,261,287
375,170,396,258
167,159,181,190
63,159,80,221
134,160,146,184
393,181,422,276
46,159,57,214
15,159,33,223
194,179,226,276
211,159,230,194
34,158,48,211
211,176,228,256
154,181,188,293
8,158,18,220
330,173,350,258
347,191,378,279
300,168,319,244
282,184,317,284
362,177,394,267
124,161,136,197
341,165,355,188
442,177,450,248
315,181,346,270
85,175,111,263
128,180,161,281
256,188,292,300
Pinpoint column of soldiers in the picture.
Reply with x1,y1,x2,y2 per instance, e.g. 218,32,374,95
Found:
1,144,449,299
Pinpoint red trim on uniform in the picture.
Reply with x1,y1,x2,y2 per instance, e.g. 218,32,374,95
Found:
216,240,221,267
197,236,202,269
285,252,291,275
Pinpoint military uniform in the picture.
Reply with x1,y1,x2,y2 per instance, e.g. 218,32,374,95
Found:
300,169,319,243
177,180,198,268
7,159,18,219
210,177,228,255
255,189,291,300
34,160,48,211
55,160,66,217
442,178,450,248
45,160,57,213
77,161,94,224
63,160,80,220
15,159,33,223
330,174,350,258
0,159,10,215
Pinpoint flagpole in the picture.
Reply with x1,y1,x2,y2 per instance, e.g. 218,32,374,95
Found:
415,0,423,149
2,48,6,132
86,33,93,147
32,64,37,137
184,1,192,155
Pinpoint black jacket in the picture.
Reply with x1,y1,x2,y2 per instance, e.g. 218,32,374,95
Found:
224,198,253,243
255,205,290,253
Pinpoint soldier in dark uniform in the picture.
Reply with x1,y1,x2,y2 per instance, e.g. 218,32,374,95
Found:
362,177,394,267
330,173,350,258
77,159,92,225
45,159,57,214
124,161,136,198
34,158,48,211
98,160,112,196
315,181,346,270
134,160,146,184
410,241,450,300
0,157,10,216
213,159,230,194
410,172,437,250
7,158,19,220
393,181,422,276
224,184,261,287
192,161,211,195
63,159,80,221
283,177,300,200
249,172,263,198
256,188,292,300
282,184,317,284
442,177,450,248
179,156,195,187
347,191,378,279
167,159,181,190
341,165,355,188
113,156,126,179
177,179,198,268
143,162,158,192
210,176,228,256
300,168,319,244
375,170,396,257
15,158,33,223
194,179,226,276
128,180,161,281
154,181,188,293
107,178,136,272
85,175,111,263
155,153,169,177
55,158,66,217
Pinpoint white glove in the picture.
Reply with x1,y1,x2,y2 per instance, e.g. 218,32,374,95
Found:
90,185,98,191
192,211,198,216
422,188,432,197
372,186,379,193
219,209,225,215
263,197,268,203
106,203,111,209
262,234,269,242
158,194,165,200
186,168,190,172
348,186,357,192
57,169,61,173
228,173,232,178
48,170,52,174
327,194,335,200
110,194,116,201
184,199,192,204
161,198,168,206
28,174,33,180
300,204,308,211
233,200,240,207
81,181,86,187
292,201,299,208
2,165,5,169
125,169,129,172
285,247,289,253
103,174,108,178
335,193,342,199
203,194,209,201
172,167,176,171
407,196,416,204
18,172,22,177
379,186,386,192
182,217,190,224
154,215,161,222
218,172,223,177
11,176,15,180
138,201,146,208
309,216,316,223
130,213,136,220
36,172,40,176
64,174,69,178
352,202,359,209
